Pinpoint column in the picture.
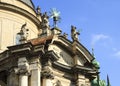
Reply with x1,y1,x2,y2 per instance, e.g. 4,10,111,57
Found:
30,59,41,86
19,75,28,86
7,68,19,86
18,57,29,86
43,78,53,86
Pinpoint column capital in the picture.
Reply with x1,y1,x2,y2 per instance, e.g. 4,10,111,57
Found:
17,57,30,75
30,63,41,70
41,66,54,79
29,58,41,70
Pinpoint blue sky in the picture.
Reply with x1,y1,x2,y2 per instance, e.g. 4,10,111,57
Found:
33,0,120,85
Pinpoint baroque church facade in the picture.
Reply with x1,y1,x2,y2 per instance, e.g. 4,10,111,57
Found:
0,0,100,86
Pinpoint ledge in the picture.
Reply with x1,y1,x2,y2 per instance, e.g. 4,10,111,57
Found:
52,62,72,73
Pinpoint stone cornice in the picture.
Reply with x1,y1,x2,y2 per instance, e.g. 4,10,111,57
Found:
72,65,98,79
76,41,94,62
0,2,40,27
52,61,98,78
58,36,73,47
7,43,32,56
44,50,60,61
7,42,45,57
56,36,94,63
52,62,72,73
72,65,95,73
0,42,44,72
0,50,9,61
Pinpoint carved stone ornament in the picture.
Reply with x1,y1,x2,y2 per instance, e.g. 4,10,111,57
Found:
17,57,30,75
54,80,62,86
41,66,54,79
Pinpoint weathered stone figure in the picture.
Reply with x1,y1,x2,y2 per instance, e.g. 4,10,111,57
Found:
39,12,51,36
36,6,41,15
17,23,29,44
71,25,80,41
41,12,49,29
63,33,68,38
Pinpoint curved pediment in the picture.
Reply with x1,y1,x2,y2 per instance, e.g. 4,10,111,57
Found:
49,36,94,66
48,44,74,66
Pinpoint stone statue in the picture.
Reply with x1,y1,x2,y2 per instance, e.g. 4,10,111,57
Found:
36,6,41,15
71,25,80,41
41,12,49,28
16,23,29,44
63,33,68,38
39,12,51,37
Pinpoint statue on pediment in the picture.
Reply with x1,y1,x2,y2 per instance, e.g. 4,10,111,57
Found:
71,25,80,41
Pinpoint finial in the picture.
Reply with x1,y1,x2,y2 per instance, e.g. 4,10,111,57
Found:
71,25,80,41
50,8,61,28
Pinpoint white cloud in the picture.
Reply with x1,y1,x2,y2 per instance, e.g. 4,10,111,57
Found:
113,51,120,58
91,34,110,46
112,48,117,52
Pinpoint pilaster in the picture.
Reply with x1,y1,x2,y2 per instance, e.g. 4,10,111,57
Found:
7,68,19,86
76,74,85,86
85,78,91,86
17,57,30,86
19,74,28,86
30,58,41,86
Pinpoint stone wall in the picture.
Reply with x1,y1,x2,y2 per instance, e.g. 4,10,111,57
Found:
0,9,38,52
